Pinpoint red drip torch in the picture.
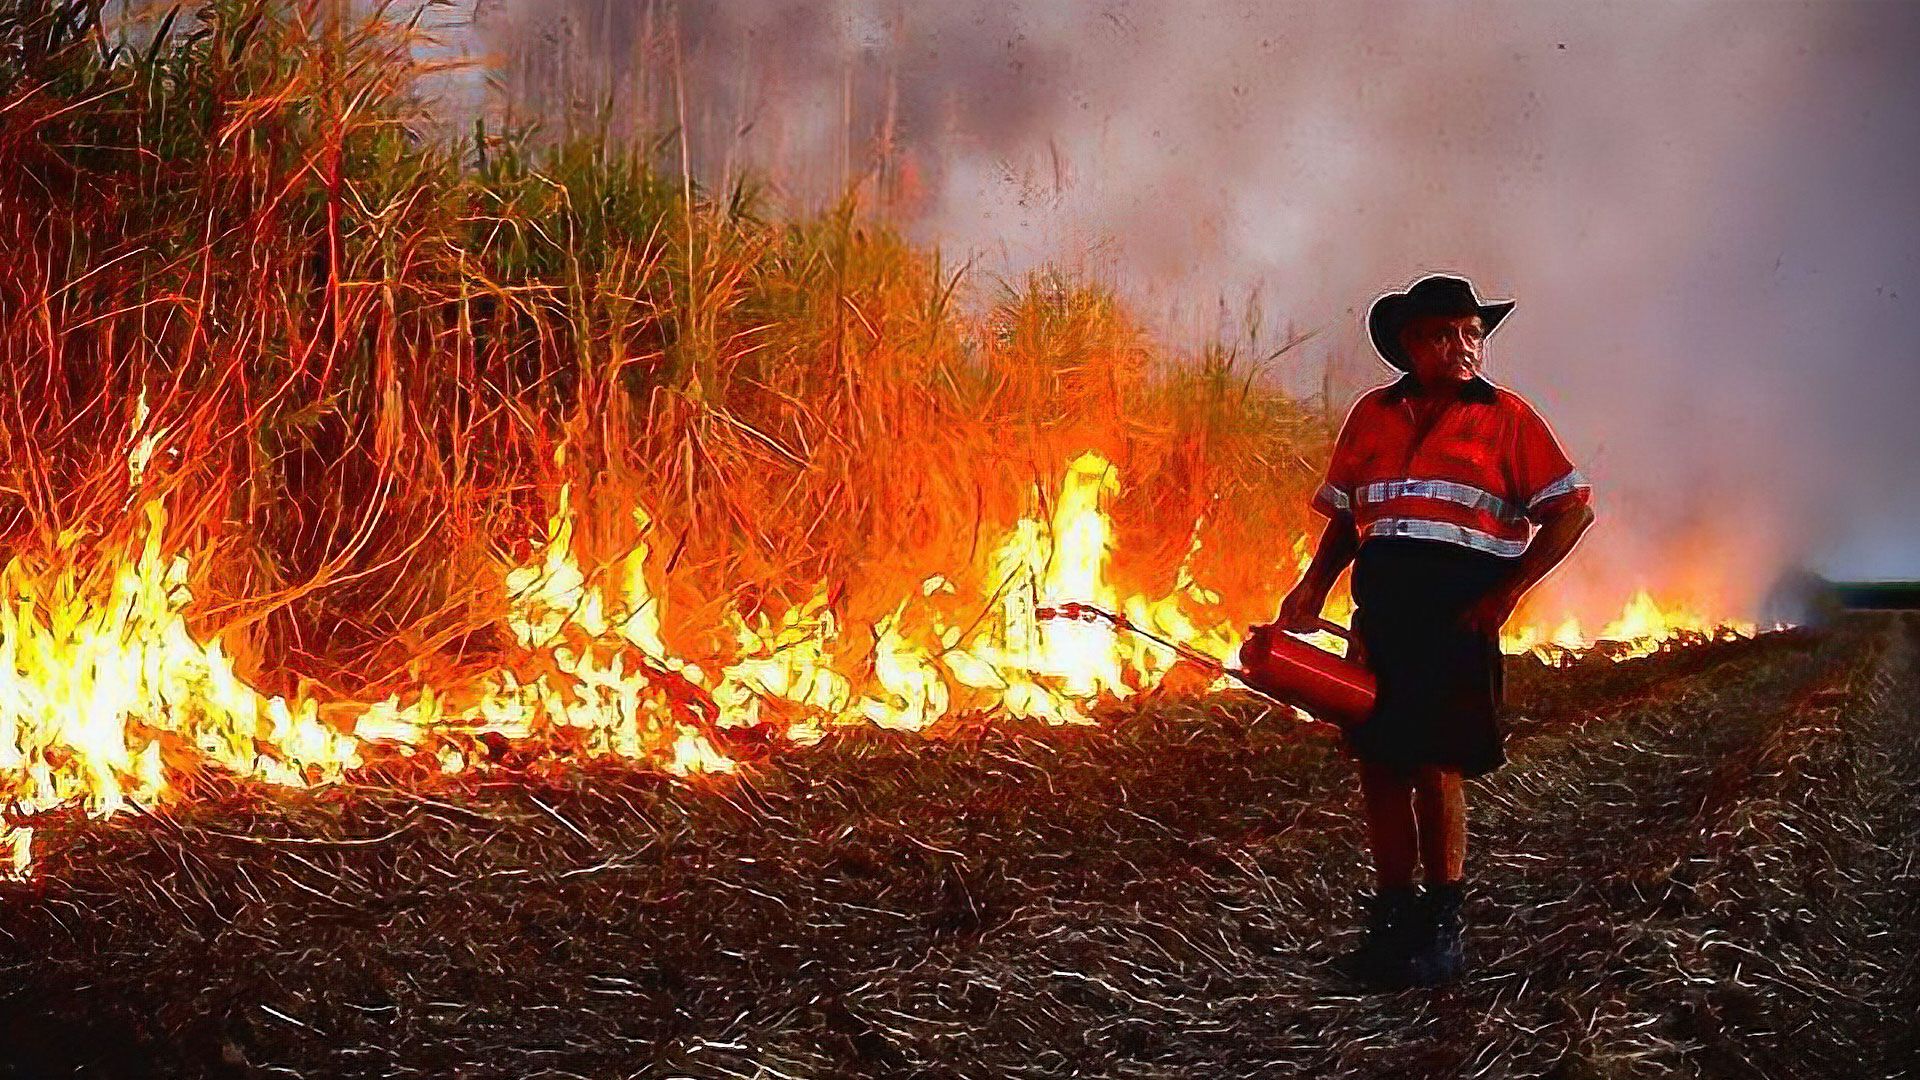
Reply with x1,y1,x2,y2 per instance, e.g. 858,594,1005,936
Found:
1035,603,1375,730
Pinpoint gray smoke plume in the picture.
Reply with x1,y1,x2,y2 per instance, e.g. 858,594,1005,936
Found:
440,0,1920,620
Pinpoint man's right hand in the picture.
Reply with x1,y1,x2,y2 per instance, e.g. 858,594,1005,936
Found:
1273,581,1329,633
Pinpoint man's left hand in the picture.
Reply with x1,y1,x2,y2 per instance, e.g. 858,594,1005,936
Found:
1461,589,1519,635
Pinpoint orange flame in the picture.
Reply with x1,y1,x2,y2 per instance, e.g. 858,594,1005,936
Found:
0,447,1761,874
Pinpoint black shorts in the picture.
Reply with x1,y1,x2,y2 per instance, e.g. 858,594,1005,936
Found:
1346,537,1512,778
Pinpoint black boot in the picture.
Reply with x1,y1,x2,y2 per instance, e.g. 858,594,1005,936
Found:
1410,881,1467,986
1336,885,1421,988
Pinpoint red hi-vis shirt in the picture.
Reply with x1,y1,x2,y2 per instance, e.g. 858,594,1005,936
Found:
1311,375,1591,558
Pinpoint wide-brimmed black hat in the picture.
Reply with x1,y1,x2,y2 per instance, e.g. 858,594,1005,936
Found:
1367,274,1514,371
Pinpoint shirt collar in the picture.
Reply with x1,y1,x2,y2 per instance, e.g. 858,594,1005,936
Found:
1383,372,1497,405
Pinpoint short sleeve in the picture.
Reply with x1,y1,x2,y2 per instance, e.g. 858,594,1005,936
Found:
1509,399,1590,522
1310,400,1365,519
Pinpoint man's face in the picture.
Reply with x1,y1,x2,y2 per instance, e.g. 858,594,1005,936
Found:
1400,313,1486,387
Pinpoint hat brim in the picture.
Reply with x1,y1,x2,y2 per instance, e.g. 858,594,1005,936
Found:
1368,295,1514,371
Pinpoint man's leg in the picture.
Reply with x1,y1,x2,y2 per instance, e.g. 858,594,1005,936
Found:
1409,766,1469,984
1359,761,1419,888
1343,761,1423,984
1410,766,1465,884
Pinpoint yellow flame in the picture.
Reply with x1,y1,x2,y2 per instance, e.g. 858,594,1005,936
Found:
0,499,358,869
1502,589,1759,660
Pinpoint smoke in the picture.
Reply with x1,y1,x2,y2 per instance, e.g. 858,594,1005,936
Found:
450,0,1920,613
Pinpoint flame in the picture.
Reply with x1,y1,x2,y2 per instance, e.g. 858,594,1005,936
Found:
0,499,362,866
1501,590,1761,660
0,444,1763,874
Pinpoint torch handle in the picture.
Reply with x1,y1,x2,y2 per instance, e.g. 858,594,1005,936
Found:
1304,617,1354,643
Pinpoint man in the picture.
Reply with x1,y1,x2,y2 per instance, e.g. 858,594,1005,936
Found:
1266,274,1595,987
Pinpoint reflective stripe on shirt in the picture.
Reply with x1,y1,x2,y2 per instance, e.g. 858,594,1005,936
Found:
1528,469,1590,510
1360,517,1529,558
1357,477,1522,523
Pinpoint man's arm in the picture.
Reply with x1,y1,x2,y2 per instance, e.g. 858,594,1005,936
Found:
1272,514,1359,630
1463,502,1596,633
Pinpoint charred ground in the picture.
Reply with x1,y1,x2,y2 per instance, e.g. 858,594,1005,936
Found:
4,614,1916,1079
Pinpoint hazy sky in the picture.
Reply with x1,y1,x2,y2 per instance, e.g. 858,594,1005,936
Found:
449,0,1920,603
